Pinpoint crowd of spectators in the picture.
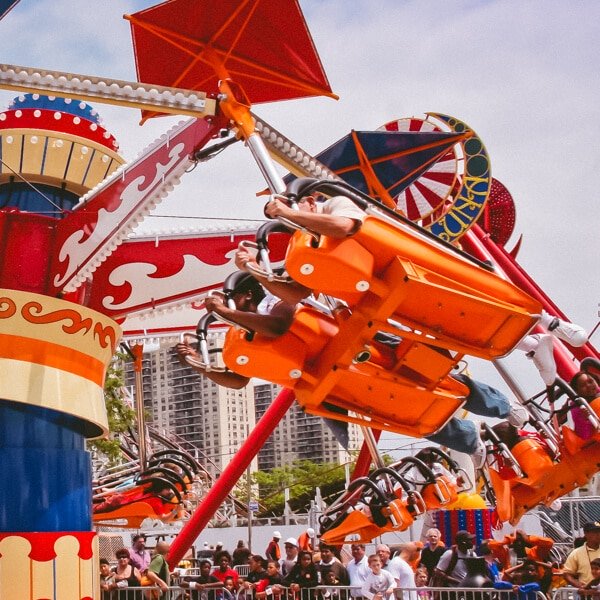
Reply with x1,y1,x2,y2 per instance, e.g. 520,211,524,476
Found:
99,521,600,599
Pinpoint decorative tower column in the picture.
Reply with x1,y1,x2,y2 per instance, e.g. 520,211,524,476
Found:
0,94,124,600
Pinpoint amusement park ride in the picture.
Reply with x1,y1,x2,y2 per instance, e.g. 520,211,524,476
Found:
0,1,599,598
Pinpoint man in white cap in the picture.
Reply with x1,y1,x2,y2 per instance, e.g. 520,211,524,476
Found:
280,537,299,576
266,531,282,561
298,527,316,552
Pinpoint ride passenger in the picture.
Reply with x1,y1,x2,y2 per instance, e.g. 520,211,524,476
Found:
570,371,600,439
259,191,588,385
175,274,295,389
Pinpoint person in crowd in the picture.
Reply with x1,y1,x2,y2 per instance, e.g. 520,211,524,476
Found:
433,531,477,587
284,550,320,599
494,559,543,600
266,532,283,562
477,541,501,584
298,528,317,553
233,539,252,566
241,555,269,598
129,533,151,573
145,541,171,596
319,543,350,585
420,529,447,578
100,558,115,599
110,548,142,598
347,543,370,600
321,568,349,600
386,543,417,600
361,554,396,600
280,538,299,577
179,558,223,600
180,559,223,600
375,545,392,570
564,522,600,588
222,576,237,600
415,567,432,600
212,551,240,588
579,558,600,597
255,560,285,599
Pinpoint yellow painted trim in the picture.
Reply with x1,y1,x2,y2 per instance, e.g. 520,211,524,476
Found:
0,357,109,436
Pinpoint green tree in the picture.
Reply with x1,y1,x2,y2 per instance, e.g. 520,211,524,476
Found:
87,352,137,464
250,459,352,516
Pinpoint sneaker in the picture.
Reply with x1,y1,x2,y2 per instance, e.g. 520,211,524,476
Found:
471,437,487,470
548,317,588,347
530,334,556,386
507,404,529,428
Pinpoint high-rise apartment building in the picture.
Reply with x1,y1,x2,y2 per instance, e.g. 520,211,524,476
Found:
254,382,362,471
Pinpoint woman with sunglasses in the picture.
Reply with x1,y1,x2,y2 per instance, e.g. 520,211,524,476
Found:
111,548,143,598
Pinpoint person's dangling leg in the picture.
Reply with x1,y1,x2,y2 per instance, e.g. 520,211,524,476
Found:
453,373,529,427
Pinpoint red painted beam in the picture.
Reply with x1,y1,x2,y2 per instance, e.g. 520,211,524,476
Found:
168,387,295,568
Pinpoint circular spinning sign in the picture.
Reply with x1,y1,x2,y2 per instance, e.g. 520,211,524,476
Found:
380,113,492,243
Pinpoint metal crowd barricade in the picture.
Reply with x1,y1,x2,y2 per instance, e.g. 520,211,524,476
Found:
101,584,550,600
552,587,578,600
234,564,251,577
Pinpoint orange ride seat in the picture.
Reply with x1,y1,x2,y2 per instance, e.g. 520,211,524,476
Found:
222,304,470,437
490,433,600,525
92,501,162,529
284,215,541,359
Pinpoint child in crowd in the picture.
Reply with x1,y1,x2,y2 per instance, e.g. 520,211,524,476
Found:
255,560,284,600
415,566,432,600
361,554,396,600
223,576,238,600
321,569,344,600
579,558,600,598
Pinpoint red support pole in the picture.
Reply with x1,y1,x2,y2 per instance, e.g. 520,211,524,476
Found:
351,429,382,481
167,388,295,569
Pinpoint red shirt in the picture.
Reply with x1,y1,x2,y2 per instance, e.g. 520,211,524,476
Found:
212,567,239,586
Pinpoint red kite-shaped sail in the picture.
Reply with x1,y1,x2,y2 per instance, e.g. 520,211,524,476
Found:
127,0,337,121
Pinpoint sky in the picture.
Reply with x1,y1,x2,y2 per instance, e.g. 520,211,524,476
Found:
1,0,598,454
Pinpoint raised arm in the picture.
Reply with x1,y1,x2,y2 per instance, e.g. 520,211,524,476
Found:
235,245,311,305
265,197,360,238
205,295,294,338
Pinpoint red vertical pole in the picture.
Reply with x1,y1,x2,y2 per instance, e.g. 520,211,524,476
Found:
167,388,295,568
351,429,382,481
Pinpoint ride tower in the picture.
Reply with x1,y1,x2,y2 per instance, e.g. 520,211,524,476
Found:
0,94,124,599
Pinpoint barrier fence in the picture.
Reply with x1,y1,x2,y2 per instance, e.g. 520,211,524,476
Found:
552,588,582,600
99,584,550,600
